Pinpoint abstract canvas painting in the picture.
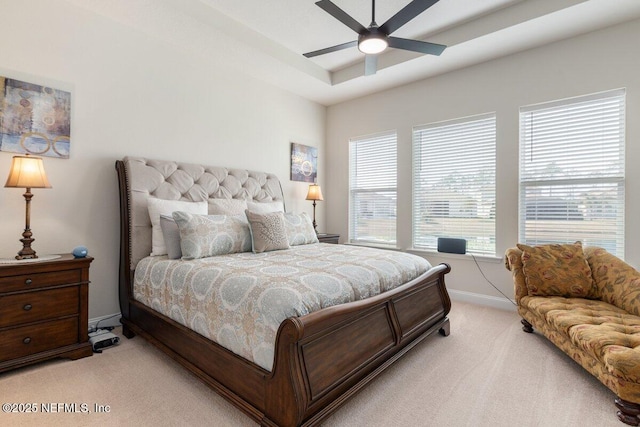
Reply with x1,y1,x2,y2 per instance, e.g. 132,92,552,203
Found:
0,76,71,158
290,142,317,183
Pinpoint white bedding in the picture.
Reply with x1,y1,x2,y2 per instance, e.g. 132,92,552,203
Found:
133,243,431,371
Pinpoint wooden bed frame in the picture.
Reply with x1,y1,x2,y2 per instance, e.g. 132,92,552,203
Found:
116,158,451,427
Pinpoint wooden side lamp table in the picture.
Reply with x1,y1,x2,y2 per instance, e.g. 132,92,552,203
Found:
0,254,93,373
317,233,340,244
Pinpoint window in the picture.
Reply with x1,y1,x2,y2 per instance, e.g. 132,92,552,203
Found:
413,114,496,255
349,131,397,245
519,89,625,257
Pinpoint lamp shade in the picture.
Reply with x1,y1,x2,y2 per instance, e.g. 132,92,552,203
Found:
5,155,52,189
306,184,324,201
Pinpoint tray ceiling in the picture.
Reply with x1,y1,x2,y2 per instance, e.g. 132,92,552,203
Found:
66,0,640,105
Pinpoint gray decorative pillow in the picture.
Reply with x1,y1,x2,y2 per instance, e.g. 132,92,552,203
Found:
172,211,252,260
283,212,319,246
147,198,208,256
245,210,290,253
160,215,182,259
209,199,248,215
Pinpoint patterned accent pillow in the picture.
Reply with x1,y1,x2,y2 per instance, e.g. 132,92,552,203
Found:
283,212,319,246
147,198,208,256
245,210,290,253
172,212,251,260
208,199,247,215
517,241,595,298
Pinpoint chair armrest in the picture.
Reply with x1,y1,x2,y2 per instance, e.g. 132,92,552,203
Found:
585,246,640,311
505,247,528,305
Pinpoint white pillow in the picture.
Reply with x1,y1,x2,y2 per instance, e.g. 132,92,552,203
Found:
209,199,248,215
147,198,207,256
246,200,284,214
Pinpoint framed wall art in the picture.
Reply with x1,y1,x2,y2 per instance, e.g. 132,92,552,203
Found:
290,142,317,183
0,76,71,159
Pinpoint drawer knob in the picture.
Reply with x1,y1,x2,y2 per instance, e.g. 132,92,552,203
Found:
23,304,32,311
23,337,31,344
25,278,32,285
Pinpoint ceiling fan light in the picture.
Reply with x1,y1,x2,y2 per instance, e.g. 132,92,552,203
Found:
358,34,388,55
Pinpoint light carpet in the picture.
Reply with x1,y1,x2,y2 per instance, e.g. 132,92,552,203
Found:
0,302,621,426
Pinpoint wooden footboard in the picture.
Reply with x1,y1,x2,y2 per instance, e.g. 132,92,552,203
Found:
120,264,450,427
266,265,451,426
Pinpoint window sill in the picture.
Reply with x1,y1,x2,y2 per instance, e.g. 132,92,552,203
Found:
344,242,401,252
344,243,503,263
407,248,503,263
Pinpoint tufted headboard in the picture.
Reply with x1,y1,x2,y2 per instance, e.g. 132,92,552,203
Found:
116,156,285,273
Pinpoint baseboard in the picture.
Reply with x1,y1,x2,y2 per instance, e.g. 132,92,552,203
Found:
89,313,122,331
448,289,517,312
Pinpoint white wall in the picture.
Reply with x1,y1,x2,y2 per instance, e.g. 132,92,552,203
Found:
0,0,326,319
3,2,637,317
326,18,640,306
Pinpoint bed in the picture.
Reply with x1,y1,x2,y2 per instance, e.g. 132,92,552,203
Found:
116,156,451,426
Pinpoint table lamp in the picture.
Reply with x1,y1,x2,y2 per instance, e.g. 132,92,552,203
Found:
305,184,324,233
4,154,52,259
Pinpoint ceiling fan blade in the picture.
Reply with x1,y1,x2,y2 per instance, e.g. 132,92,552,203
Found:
315,0,367,35
364,55,377,76
379,0,440,35
388,37,446,55
303,40,358,58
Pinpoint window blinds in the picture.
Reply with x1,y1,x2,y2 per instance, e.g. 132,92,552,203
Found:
349,131,397,245
519,89,625,257
413,114,496,255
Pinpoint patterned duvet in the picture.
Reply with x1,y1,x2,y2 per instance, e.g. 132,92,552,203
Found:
134,243,431,371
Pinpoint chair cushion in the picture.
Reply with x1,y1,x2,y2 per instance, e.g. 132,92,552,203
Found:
523,295,640,382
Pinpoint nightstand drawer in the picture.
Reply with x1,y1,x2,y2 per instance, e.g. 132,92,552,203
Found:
0,269,82,293
0,287,79,328
0,318,79,362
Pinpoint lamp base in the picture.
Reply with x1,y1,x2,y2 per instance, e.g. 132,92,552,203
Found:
16,233,37,260
312,200,318,234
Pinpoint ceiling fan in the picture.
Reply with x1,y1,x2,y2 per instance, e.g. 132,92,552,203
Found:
304,0,446,76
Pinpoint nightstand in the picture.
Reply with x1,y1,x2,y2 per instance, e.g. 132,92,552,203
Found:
317,233,340,244
0,254,93,373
